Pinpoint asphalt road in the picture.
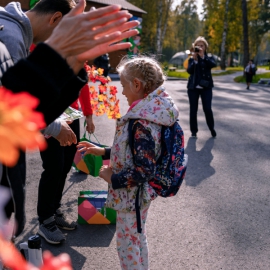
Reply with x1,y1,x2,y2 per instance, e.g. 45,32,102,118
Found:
16,73,270,270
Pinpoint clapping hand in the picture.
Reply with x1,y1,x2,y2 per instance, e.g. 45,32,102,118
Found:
46,0,140,73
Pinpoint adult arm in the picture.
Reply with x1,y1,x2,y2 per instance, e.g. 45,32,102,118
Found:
45,0,139,74
111,122,156,189
79,84,93,116
1,43,88,125
41,120,62,137
79,84,95,133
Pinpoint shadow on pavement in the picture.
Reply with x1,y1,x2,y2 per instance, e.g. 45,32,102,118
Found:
184,137,215,187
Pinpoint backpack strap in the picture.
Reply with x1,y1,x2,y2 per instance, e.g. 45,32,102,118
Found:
135,185,142,233
128,119,142,233
128,119,136,157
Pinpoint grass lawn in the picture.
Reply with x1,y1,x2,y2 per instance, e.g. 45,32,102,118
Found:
257,65,269,70
166,70,190,79
167,65,270,84
167,66,243,79
234,72,270,83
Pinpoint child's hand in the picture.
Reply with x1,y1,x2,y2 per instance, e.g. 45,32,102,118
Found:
99,165,112,184
77,141,105,156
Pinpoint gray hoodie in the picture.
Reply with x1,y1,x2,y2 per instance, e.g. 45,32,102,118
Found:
0,2,61,137
0,2,32,63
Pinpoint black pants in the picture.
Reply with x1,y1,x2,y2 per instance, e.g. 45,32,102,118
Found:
37,120,80,223
187,87,215,134
1,151,26,236
246,73,253,83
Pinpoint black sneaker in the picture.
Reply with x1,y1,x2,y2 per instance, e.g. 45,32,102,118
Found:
55,209,77,231
191,132,197,137
38,216,65,245
211,129,217,138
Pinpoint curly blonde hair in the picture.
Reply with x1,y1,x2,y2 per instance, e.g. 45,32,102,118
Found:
116,55,166,94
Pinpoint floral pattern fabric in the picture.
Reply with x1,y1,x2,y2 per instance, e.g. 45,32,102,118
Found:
111,121,157,189
106,86,179,212
116,206,150,270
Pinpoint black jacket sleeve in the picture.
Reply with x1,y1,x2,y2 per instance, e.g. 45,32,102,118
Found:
102,147,111,160
1,43,88,125
187,57,196,75
204,55,217,69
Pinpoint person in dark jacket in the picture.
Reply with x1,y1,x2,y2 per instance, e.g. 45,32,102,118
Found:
94,53,111,77
187,36,217,138
244,59,256,90
0,0,78,238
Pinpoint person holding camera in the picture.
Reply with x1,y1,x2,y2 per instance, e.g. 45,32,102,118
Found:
186,36,217,138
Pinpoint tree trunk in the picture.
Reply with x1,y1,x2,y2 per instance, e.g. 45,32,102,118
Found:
220,0,230,70
241,0,249,72
156,0,173,59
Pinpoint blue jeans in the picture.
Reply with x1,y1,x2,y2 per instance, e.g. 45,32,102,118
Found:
187,87,215,134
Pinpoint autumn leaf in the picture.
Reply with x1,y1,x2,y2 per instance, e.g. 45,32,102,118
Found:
0,87,46,167
0,234,73,270
87,66,121,119
98,85,107,94
97,68,104,75
109,86,118,95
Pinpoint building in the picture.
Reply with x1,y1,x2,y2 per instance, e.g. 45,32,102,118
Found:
1,0,29,9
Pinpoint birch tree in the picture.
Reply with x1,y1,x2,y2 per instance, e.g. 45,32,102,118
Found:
220,0,230,70
242,0,249,68
156,0,173,58
174,0,200,51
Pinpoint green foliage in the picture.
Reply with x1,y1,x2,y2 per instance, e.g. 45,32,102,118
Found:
128,0,269,65
128,0,158,53
128,0,200,62
258,65,270,70
202,0,242,57
172,0,201,51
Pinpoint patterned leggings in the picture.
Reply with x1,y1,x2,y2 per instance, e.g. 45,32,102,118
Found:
116,205,150,270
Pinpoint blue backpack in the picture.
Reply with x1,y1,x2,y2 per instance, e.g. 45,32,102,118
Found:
128,119,188,197
128,119,188,232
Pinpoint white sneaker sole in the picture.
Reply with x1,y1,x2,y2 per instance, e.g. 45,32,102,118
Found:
56,225,77,231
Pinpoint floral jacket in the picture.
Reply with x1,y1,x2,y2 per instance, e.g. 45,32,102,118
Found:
106,86,179,212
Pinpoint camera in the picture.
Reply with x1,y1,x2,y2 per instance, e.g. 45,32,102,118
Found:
194,46,200,53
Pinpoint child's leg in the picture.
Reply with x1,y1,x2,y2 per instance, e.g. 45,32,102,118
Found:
116,205,150,270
